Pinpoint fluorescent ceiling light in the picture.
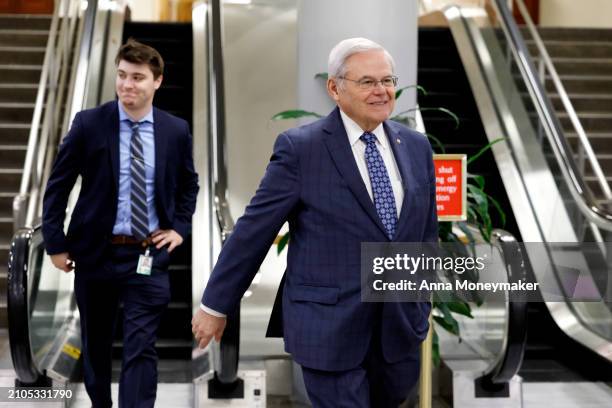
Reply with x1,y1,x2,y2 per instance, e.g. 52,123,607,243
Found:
224,0,252,4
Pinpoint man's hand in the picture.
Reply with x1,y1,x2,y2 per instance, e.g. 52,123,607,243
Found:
50,252,74,273
151,229,183,253
192,308,227,349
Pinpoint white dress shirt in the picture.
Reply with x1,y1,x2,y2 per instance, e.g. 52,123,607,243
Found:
201,110,404,317
339,109,404,216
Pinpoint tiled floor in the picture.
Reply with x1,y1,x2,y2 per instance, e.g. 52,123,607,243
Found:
0,376,609,407
522,382,612,408
70,383,193,407
0,327,610,407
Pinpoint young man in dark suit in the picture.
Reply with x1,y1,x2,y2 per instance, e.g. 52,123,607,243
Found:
42,39,198,408
192,37,436,407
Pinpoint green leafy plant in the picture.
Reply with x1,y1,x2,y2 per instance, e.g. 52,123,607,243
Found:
271,73,506,366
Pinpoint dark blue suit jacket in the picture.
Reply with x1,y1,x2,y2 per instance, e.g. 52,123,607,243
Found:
203,108,437,371
42,101,199,272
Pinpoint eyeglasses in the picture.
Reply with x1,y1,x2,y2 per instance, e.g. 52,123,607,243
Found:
338,75,398,90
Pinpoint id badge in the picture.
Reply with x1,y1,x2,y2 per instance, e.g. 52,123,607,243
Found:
137,248,153,276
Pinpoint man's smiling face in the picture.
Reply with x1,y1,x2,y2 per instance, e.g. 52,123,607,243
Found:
328,50,396,131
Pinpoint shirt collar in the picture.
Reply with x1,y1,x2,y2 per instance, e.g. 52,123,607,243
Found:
117,100,154,124
339,109,387,150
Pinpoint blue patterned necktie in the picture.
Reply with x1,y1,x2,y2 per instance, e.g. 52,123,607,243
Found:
129,121,149,240
361,132,397,240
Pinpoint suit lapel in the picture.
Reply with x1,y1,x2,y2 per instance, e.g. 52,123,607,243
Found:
107,102,120,191
322,108,388,238
384,121,418,240
153,108,167,195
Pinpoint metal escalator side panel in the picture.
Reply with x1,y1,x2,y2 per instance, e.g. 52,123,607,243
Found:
7,228,40,384
442,6,612,362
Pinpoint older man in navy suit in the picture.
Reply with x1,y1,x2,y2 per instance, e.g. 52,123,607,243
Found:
42,40,198,408
193,38,436,407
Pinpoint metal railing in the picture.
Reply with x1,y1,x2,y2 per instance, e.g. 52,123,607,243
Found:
8,0,129,387
207,0,240,387
13,0,87,230
490,0,612,232
7,226,43,384
480,229,528,385
513,0,612,201
414,109,527,391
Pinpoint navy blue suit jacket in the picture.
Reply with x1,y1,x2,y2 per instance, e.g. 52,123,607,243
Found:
42,101,199,272
203,108,437,371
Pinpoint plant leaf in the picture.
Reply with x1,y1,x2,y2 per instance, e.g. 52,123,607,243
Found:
432,329,441,367
419,107,460,130
391,115,416,128
395,84,427,99
426,133,446,154
485,191,507,227
314,72,328,80
467,137,505,165
467,173,485,189
277,233,289,254
456,221,477,245
432,315,460,337
433,302,460,337
271,110,323,121
467,185,492,241
446,301,473,318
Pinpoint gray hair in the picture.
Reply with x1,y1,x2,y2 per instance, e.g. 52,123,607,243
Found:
328,37,395,80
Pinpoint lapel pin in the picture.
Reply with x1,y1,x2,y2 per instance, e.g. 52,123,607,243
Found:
396,138,401,144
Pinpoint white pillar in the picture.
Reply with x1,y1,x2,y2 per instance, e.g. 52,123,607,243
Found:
297,0,419,119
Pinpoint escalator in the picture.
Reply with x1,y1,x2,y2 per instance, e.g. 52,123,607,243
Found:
5,0,535,406
7,0,200,402
112,20,195,381
418,0,612,386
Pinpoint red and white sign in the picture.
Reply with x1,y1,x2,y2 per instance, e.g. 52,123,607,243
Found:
433,154,467,221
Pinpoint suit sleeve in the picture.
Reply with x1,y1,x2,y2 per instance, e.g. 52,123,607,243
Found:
42,113,84,255
172,121,199,239
202,132,300,314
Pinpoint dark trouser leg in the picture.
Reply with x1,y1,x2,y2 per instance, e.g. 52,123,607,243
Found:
74,274,120,408
366,329,421,408
300,327,420,408
117,247,171,408
301,364,370,408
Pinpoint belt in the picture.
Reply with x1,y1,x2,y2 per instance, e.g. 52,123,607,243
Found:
110,235,153,247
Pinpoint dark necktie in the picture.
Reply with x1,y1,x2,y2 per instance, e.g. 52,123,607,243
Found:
361,132,397,240
129,121,149,240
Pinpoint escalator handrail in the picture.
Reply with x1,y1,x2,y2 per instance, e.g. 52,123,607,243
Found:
14,0,90,230
482,229,528,384
414,109,527,384
491,0,612,231
512,0,612,201
8,0,120,384
7,226,43,384
208,0,239,385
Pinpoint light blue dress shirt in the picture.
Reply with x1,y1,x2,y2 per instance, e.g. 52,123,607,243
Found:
112,101,160,236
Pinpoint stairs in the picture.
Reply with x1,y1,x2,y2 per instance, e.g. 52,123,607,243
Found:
0,14,51,328
112,22,194,382
523,27,612,200
417,27,517,234
419,26,612,382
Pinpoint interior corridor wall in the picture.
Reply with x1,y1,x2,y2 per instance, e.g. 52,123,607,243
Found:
223,2,298,219
540,0,612,27
298,0,419,118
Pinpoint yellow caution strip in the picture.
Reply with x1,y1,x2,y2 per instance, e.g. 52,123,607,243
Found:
62,343,81,360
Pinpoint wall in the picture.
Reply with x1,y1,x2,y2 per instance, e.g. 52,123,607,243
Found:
539,0,612,27
126,0,160,21
298,0,419,117
223,2,298,221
